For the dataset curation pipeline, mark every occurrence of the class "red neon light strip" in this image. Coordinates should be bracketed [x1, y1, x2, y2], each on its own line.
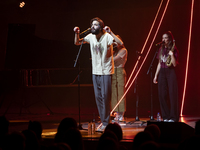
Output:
[125, 0, 164, 88]
[110, 0, 170, 115]
[180, 0, 194, 116]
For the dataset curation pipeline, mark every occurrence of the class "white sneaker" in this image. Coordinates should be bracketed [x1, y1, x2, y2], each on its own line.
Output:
[97, 125, 106, 131]
[163, 119, 168, 122]
[119, 116, 124, 121]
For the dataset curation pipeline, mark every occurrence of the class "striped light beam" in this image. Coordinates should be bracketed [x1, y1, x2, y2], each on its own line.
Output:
[180, 0, 194, 116]
[125, 0, 164, 88]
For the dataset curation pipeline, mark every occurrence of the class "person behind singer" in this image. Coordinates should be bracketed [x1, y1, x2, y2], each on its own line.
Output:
[111, 35, 127, 121]
[153, 31, 179, 122]
[73, 17, 123, 131]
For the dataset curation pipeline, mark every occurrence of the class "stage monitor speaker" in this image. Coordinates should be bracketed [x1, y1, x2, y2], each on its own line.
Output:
[147, 121, 194, 143]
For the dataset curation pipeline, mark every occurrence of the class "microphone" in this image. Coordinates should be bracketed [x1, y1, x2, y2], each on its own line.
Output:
[80, 28, 91, 35]
[155, 41, 164, 46]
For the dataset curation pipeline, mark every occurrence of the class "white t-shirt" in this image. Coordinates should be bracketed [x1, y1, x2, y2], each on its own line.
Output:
[84, 33, 114, 75]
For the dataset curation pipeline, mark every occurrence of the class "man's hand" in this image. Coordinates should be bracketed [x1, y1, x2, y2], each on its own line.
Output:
[103, 26, 111, 34]
[74, 27, 80, 34]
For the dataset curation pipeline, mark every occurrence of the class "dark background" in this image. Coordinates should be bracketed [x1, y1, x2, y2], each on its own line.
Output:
[0, 0, 199, 118]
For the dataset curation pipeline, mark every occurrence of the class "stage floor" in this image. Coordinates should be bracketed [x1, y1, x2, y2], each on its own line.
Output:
[6, 114, 199, 141]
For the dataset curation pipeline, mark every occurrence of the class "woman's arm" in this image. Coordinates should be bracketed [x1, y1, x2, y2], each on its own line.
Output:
[153, 60, 161, 84]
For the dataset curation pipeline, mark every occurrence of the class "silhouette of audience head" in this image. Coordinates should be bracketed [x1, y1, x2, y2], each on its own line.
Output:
[178, 135, 200, 150]
[6, 131, 26, 150]
[47, 143, 71, 150]
[28, 120, 43, 141]
[144, 124, 161, 142]
[97, 137, 119, 150]
[195, 119, 200, 135]
[104, 122, 123, 141]
[0, 116, 9, 135]
[132, 131, 153, 149]
[55, 117, 78, 143]
[62, 128, 84, 150]
[99, 130, 118, 143]
[139, 141, 159, 150]
[57, 118, 77, 133]
[22, 129, 40, 150]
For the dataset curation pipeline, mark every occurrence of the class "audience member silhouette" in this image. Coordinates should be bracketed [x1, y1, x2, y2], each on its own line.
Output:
[47, 143, 71, 150]
[104, 123, 127, 150]
[104, 122, 123, 141]
[62, 128, 84, 150]
[54, 117, 77, 143]
[178, 135, 200, 150]
[139, 141, 160, 150]
[97, 137, 119, 150]
[0, 116, 9, 135]
[28, 120, 43, 141]
[22, 129, 40, 150]
[195, 119, 200, 136]
[144, 124, 161, 142]
[5, 131, 26, 150]
[0, 116, 9, 149]
[99, 130, 118, 143]
[132, 131, 153, 150]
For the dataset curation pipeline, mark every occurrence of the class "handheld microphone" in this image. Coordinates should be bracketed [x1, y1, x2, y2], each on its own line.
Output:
[155, 41, 164, 46]
[80, 28, 91, 35]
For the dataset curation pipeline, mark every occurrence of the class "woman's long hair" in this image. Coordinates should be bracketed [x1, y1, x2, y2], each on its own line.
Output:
[159, 31, 174, 59]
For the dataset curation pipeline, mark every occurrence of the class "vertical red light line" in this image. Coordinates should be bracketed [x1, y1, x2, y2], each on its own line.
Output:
[180, 0, 194, 117]
[110, 0, 170, 115]
[125, 0, 163, 88]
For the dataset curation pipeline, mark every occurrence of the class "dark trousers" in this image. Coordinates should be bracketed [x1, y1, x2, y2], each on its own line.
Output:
[158, 68, 179, 122]
[92, 75, 111, 126]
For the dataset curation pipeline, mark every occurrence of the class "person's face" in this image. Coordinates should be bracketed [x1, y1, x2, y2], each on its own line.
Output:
[162, 34, 170, 45]
[91, 20, 101, 35]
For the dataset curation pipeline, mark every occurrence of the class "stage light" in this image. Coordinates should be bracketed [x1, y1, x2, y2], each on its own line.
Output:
[180, 0, 194, 117]
[19, 1, 25, 8]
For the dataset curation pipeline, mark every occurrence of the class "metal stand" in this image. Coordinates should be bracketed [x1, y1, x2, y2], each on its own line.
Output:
[128, 51, 146, 126]
[147, 47, 159, 120]
[74, 40, 84, 130]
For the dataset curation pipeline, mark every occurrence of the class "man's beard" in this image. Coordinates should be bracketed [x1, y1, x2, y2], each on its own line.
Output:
[91, 28, 100, 35]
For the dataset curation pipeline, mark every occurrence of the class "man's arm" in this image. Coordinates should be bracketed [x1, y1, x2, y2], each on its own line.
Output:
[74, 27, 86, 45]
[103, 26, 123, 46]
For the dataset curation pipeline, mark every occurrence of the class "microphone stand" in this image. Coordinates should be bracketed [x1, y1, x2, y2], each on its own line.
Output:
[128, 51, 145, 126]
[74, 40, 84, 130]
[147, 46, 159, 120]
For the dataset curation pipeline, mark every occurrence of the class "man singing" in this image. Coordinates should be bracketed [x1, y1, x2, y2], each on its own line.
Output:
[74, 17, 123, 131]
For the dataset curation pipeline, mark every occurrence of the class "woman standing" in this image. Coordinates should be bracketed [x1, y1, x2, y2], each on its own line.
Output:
[111, 35, 127, 121]
[153, 31, 179, 122]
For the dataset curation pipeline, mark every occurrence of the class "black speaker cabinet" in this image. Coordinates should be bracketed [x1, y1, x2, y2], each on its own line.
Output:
[147, 121, 195, 143]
